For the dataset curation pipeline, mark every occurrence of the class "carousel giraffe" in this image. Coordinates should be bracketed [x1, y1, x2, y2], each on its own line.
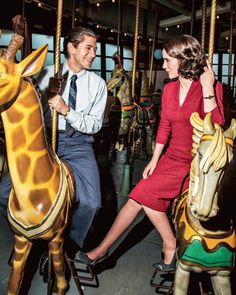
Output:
[0, 28, 75, 295]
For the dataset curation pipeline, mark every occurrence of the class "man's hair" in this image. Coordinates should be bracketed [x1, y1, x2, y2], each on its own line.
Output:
[163, 34, 207, 80]
[63, 26, 97, 59]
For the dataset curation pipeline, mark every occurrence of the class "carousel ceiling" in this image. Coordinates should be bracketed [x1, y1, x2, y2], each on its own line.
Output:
[1, 0, 235, 52]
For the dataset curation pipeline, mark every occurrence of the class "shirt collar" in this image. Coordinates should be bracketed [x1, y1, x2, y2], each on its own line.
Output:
[64, 62, 86, 80]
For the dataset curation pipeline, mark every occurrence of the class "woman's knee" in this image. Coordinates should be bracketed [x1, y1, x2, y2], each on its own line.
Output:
[126, 198, 142, 211]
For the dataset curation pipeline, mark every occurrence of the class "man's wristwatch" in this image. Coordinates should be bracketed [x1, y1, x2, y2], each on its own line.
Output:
[63, 107, 70, 117]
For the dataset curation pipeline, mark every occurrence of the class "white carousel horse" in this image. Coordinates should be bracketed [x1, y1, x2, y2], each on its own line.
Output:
[172, 112, 236, 295]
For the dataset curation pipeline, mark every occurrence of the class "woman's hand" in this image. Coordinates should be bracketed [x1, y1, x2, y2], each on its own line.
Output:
[200, 59, 215, 93]
[143, 159, 157, 179]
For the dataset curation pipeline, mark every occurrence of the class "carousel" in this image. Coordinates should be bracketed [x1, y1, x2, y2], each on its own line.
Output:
[0, 1, 235, 295]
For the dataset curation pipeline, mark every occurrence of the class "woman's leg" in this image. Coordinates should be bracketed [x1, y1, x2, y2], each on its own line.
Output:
[86, 198, 142, 260]
[143, 205, 176, 264]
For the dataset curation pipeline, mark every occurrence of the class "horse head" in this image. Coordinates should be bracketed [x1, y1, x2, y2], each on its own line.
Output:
[107, 65, 132, 106]
[188, 112, 236, 221]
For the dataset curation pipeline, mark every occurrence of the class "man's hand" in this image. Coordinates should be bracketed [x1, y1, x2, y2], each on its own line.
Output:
[48, 95, 69, 115]
[46, 77, 64, 98]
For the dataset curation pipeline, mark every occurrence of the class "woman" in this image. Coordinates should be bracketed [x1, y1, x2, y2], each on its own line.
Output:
[77, 35, 224, 271]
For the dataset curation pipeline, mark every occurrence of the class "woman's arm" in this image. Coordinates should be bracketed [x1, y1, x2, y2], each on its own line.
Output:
[200, 59, 218, 113]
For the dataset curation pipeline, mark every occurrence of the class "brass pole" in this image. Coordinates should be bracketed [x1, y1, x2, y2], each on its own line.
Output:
[117, 0, 121, 53]
[201, 0, 207, 50]
[52, 0, 63, 151]
[149, 6, 158, 89]
[132, 0, 141, 99]
[190, 0, 195, 36]
[208, 0, 216, 63]
[72, 0, 75, 29]
[228, 0, 233, 87]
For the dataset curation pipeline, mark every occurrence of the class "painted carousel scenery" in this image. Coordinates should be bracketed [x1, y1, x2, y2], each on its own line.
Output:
[0, 1, 235, 295]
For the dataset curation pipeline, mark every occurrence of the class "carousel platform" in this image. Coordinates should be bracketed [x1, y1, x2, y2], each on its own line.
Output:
[0, 149, 236, 295]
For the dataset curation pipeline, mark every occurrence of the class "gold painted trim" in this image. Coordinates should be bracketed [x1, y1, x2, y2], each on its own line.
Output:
[201, 134, 233, 146]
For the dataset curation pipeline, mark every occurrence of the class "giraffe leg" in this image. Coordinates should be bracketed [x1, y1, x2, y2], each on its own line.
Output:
[211, 273, 232, 295]
[7, 235, 33, 295]
[48, 237, 67, 295]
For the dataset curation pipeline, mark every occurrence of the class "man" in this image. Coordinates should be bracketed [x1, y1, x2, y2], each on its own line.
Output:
[0, 26, 108, 250]
[37, 26, 107, 249]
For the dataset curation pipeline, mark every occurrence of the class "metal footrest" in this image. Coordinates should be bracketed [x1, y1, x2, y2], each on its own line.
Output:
[65, 252, 99, 293]
[150, 267, 174, 294]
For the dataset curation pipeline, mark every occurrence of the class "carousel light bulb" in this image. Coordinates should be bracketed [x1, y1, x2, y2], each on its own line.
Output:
[165, 27, 169, 31]
[96, 24, 100, 28]
[38, 2, 42, 7]
[96, 2, 100, 7]
[112, 0, 115, 3]
[124, 33, 127, 36]
[177, 24, 180, 28]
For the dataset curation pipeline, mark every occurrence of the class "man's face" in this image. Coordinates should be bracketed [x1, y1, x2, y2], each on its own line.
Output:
[68, 35, 97, 71]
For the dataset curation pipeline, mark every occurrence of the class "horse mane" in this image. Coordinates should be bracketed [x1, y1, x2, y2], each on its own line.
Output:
[189, 112, 233, 182]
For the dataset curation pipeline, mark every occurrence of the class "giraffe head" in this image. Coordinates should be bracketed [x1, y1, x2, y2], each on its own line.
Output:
[0, 33, 48, 109]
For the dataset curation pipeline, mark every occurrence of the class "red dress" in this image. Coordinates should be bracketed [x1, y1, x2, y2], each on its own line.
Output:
[130, 79, 224, 212]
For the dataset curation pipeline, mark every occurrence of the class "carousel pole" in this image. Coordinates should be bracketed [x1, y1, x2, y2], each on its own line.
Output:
[149, 6, 158, 89]
[72, 0, 75, 29]
[227, 0, 233, 87]
[51, 0, 63, 152]
[190, 0, 195, 36]
[117, 0, 121, 53]
[47, 2, 63, 291]
[119, 0, 141, 197]
[208, 0, 217, 63]
[131, 0, 141, 100]
[201, 0, 207, 50]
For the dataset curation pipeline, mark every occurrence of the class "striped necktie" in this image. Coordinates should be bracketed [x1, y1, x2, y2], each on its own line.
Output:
[66, 74, 77, 136]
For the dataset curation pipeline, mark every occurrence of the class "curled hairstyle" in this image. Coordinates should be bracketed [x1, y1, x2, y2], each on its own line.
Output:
[163, 35, 207, 80]
[63, 26, 97, 59]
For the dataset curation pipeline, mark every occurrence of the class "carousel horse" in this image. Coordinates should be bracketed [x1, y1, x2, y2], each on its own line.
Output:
[130, 70, 157, 157]
[107, 63, 135, 151]
[107, 64, 157, 156]
[172, 112, 236, 295]
[0, 26, 75, 295]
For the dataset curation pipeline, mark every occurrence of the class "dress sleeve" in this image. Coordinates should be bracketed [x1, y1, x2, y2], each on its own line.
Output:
[155, 86, 171, 144]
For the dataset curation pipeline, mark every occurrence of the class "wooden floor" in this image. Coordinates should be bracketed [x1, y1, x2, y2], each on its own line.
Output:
[1, 149, 236, 295]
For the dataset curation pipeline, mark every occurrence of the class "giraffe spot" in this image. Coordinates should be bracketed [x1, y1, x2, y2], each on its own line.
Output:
[11, 126, 26, 151]
[28, 130, 46, 151]
[33, 154, 54, 184]
[6, 107, 24, 123]
[28, 188, 52, 215]
[10, 191, 21, 211]
[19, 82, 38, 108]
[28, 107, 43, 134]
[16, 154, 31, 183]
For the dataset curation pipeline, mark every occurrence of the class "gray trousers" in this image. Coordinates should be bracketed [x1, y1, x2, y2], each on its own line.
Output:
[0, 131, 101, 248]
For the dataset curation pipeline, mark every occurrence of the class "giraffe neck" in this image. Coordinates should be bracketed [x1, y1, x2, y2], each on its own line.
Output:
[1, 79, 60, 204]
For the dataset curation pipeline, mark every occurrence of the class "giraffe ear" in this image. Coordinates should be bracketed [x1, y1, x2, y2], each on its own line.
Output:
[16, 44, 48, 78]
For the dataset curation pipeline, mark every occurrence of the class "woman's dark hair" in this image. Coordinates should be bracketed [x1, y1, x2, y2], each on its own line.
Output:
[63, 26, 97, 59]
[163, 35, 207, 80]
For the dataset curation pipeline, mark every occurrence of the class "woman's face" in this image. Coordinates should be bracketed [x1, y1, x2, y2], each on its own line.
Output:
[162, 49, 179, 79]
